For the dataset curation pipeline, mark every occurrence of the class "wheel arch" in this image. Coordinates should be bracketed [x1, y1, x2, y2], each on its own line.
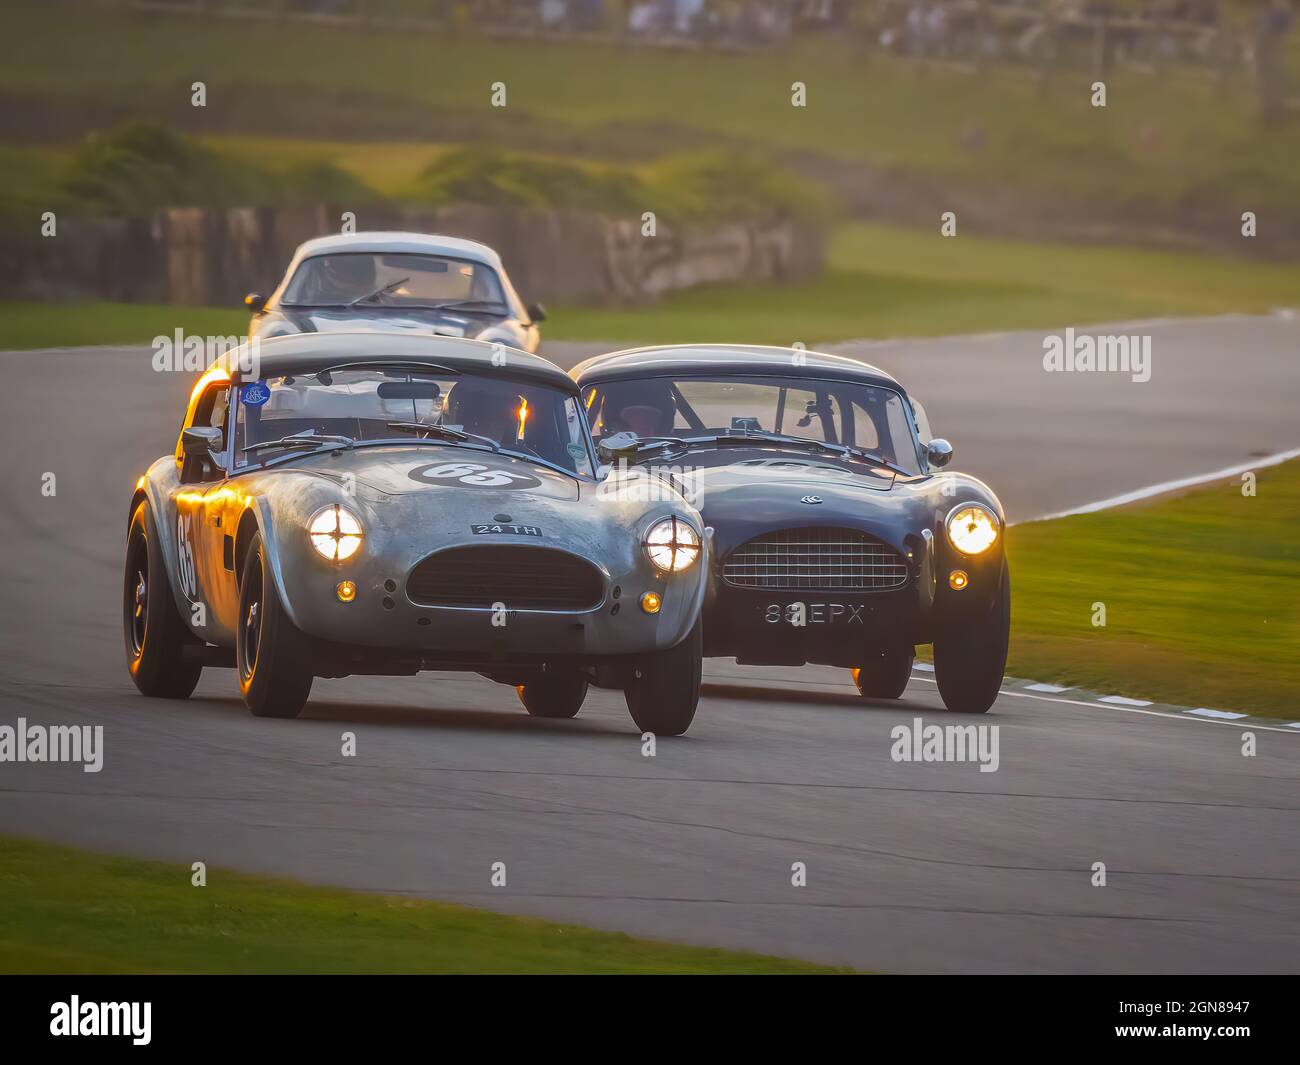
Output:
[234, 507, 262, 585]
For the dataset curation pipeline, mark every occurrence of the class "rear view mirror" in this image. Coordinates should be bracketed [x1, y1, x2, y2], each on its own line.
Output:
[526, 301, 547, 324]
[245, 293, 266, 312]
[377, 381, 442, 400]
[926, 439, 953, 468]
[597, 431, 639, 464]
[182, 426, 224, 457]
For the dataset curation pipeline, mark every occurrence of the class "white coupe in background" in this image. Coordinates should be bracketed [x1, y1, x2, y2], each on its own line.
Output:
[245, 232, 545, 354]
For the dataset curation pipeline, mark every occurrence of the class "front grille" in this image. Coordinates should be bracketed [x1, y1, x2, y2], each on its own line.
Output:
[722, 527, 909, 591]
[407, 545, 605, 610]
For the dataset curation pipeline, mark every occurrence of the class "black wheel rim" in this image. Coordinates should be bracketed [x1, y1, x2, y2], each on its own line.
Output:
[126, 532, 148, 659]
[239, 554, 263, 683]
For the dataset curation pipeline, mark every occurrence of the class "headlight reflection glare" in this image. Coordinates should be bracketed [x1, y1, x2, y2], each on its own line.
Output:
[645, 516, 700, 573]
[945, 504, 998, 555]
[309, 504, 364, 561]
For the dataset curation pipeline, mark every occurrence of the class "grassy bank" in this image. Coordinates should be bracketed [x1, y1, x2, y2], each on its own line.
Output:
[6, 223, 1300, 350]
[0, 834, 838, 974]
[549, 223, 1300, 344]
[1006, 460, 1300, 718]
[4, 5, 1297, 223]
[0, 302, 247, 351]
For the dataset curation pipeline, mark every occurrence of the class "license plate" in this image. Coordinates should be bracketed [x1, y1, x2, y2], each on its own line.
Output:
[471, 523, 542, 537]
[763, 602, 866, 626]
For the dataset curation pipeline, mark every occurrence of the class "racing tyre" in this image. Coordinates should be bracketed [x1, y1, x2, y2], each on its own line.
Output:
[124, 500, 203, 699]
[933, 563, 1010, 714]
[237, 531, 314, 718]
[624, 618, 702, 737]
[517, 671, 588, 719]
[852, 648, 914, 699]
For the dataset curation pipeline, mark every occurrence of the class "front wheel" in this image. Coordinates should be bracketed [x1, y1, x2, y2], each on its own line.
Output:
[517, 671, 588, 719]
[624, 619, 702, 737]
[933, 563, 1010, 714]
[237, 531, 314, 719]
[852, 648, 914, 699]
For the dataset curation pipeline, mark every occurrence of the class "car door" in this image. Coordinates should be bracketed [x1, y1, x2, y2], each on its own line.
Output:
[175, 380, 238, 645]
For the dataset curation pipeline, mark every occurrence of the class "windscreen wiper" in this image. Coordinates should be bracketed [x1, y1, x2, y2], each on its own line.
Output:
[731, 433, 911, 475]
[245, 431, 354, 454]
[427, 299, 509, 313]
[631, 431, 911, 475]
[349, 277, 410, 307]
[385, 422, 501, 451]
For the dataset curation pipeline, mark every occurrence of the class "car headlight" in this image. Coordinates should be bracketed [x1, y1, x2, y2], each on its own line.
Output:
[644, 516, 701, 573]
[945, 502, 999, 556]
[308, 504, 364, 562]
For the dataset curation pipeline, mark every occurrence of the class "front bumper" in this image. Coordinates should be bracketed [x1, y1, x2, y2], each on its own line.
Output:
[703, 545, 1005, 667]
[272, 536, 704, 664]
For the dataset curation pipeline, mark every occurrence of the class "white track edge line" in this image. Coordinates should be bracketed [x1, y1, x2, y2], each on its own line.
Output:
[910, 676, 1299, 734]
[1018, 447, 1300, 524]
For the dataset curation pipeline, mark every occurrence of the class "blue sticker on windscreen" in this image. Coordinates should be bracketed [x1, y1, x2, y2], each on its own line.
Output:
[241, 382, 270, 407]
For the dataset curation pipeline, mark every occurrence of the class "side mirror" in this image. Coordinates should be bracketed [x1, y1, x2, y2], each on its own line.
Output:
[182, 426, 224, 458]
[526, 301, 547, 324]
[245, 292, 266, 312]
[597, 431, 639, 464]
[926, 438, 953, 469]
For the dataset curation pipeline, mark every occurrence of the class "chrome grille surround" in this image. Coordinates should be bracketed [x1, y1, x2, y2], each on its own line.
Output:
[722, 527, 909, 591]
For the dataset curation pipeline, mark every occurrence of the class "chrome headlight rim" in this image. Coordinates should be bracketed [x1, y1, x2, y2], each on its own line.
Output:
[944, 501, 1000, 557]
[643, 514, 702, 573]
[308, 503, 365, 563]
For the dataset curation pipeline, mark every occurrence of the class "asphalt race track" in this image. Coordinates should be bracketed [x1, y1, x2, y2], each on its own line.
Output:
[1, 319, 1297, 973]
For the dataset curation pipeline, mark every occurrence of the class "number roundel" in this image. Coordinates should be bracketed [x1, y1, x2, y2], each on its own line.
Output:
[176, 513, 198, 599]
[409, 462, 541, 490]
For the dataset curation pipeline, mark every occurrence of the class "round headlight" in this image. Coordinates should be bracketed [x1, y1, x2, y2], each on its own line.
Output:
[945, 503, 999, 556]
[644, 516, 701, 573]
[309, 504, 364, 562]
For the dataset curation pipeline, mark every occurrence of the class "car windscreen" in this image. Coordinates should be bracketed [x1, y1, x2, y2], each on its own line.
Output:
[281, 253, 507, 308]
[582, 374, 924, 476]
[234, 368, 594, 476]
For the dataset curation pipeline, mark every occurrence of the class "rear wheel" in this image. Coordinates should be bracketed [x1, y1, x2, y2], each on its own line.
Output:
[933, 564, 1010, 714]
[123, 500, 203, 699]
[517, 671, 588, 719]
[852, 648, 914, 699]
[237, 531, 314, 719]
[624, 619, 702, 737]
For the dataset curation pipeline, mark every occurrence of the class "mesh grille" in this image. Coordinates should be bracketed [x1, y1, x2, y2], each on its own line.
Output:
[407, 545, 605, 610]
[722, 527, 909, 591]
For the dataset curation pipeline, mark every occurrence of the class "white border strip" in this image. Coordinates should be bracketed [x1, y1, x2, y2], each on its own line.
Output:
[1022, 447, 1300, 523]
[907, 676, 1300, 735]
[1185, 708, 1250, 720]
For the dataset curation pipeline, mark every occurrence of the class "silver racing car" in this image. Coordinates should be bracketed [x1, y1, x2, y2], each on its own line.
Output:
[123, 333, 707, 734]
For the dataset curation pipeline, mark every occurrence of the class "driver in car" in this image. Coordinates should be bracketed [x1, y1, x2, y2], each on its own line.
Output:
[444, 376, 528, 448]
[305, 255, 379, 304]
[594, 380, 677, 439]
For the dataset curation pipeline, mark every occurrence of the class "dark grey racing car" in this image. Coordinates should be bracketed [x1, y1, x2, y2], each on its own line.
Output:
[573, 344, 1010, 714]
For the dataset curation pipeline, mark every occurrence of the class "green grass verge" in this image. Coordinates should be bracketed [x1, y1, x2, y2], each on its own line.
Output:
[551, 222, 1300, 344]
[1005, 459, 1300, 718]
[0, 834, 839, 974]
[0, 302, 248, 351]
[7, 223, 1299, 350]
